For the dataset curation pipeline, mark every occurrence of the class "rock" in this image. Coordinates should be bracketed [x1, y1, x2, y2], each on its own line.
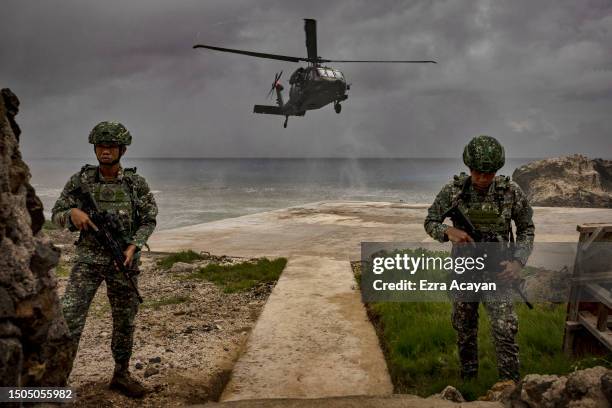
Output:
[496, 367, 612, 407]
[601, 371, 612, 405]
[512, 155, 612, 207]
[520, 374, 561, 407]
[517, 374, 568, 408]
[565, 366, 609, 402]
[169, 262, 196, 273]
[0, 88, 73, 387]
[478, 380, 516, 402]
[143, 367, 159, 378]
[435, 385, 465, 402]
[194, 260, 211, 269]
[149, 356, 162, 364]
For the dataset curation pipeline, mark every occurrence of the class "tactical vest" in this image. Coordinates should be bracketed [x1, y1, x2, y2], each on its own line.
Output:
[75, 164, 140, 248]
[450, 172, 515, 242]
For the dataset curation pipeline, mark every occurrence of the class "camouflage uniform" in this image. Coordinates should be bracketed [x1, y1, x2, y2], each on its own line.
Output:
[424, 135, 534, 382]
[52, 123, 157, 371]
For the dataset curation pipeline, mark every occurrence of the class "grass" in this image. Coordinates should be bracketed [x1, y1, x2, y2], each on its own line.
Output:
[143, 295, 191, 310]
[186, 258, 287, 293]
[359, 247, 612, 400]
[157, 250, 205, 269]
[367, 302, 610, 400]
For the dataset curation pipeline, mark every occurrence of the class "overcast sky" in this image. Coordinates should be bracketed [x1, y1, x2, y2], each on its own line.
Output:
[2, 0, 611, 158]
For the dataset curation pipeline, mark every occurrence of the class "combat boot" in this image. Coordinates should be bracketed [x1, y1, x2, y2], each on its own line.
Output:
[110, 360, 147, 398]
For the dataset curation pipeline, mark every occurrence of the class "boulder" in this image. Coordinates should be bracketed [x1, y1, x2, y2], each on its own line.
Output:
[512, 155, 612, 207]
[0, 88, 73, 386]
[495, 366, 612, 407]
[436, 385, 465, 402]
[478, 380, 516, 403]
[170, 261, 197, 273]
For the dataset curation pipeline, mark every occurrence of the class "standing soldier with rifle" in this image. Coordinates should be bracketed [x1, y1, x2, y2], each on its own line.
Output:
[424, 135, 535, 383]
[52, 122, 157, 397]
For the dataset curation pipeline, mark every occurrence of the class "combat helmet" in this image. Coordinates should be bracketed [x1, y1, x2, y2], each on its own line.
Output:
[88, 121, 132, 146]
[463, 135, 505, 173]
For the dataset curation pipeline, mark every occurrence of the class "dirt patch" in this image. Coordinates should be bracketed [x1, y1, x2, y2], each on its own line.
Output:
[276, 206, 422, 225]
[46, 228, 275, 407]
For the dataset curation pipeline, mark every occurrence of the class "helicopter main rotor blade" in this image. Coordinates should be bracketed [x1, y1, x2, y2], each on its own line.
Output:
[321, 59, 437, 63]
[304, 19, 318, 61]
[193, 44, 304, 63]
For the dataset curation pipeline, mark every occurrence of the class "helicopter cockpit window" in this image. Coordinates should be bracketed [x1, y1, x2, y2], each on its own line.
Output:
[317, 68, 343, 79]
[317, 68, 331, 78]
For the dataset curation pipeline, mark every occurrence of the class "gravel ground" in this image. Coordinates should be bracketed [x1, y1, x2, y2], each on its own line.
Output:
[46, 228, 275, 407]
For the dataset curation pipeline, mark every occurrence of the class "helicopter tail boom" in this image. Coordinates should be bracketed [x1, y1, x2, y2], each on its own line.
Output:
[253, 105, 284, 115]
[253, 105, 306, 116]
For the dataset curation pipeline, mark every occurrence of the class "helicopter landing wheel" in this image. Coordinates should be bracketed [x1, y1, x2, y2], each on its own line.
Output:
[334, 102, 342, 114]
[283, 115, 288, 128]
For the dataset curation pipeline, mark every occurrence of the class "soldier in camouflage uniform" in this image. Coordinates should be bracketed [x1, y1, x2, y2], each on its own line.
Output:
[424, 135, 534, 382]
[52, 122, 157, 397]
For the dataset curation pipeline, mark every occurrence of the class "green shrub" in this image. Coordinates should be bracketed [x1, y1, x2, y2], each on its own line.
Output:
[157, 250, 205, 269]
[187, 258, 287, 293]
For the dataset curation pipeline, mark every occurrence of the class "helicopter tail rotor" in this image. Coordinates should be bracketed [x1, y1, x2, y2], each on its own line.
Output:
[266, 71, 283, 99]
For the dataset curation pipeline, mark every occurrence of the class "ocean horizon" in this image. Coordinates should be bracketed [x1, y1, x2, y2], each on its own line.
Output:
[29, 157, 538, 231]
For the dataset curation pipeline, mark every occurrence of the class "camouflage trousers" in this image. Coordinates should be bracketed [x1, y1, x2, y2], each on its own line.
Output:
[451, 301, 519, 382]
[61, 262, 139, 365]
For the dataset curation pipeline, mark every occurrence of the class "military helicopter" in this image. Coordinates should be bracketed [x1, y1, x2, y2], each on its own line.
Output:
[194, 19, 436, 128]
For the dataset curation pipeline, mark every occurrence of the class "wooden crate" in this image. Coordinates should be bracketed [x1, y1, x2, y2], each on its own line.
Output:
[563, 223, 612, 356]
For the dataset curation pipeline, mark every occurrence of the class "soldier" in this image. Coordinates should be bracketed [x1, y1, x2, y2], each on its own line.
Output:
[424, 135, 534, 382]
[52, 122, 157, 397]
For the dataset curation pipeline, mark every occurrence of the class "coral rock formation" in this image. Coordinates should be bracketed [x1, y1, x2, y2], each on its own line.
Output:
[0, 88, 73, 386]
[513, 155, 612, 207]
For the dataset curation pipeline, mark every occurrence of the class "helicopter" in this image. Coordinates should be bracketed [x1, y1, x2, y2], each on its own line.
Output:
[194, 19, 436, 128]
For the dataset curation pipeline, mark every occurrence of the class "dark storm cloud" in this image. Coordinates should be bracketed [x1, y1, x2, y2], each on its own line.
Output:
[1, 0, 611, 159]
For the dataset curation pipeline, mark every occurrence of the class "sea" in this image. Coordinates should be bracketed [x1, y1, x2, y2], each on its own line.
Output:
[28, 158, 535, 231]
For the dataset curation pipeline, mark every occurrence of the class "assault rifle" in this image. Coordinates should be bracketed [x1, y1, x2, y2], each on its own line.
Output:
[74, 185, 143, 303]
[442, 205, 533, 309]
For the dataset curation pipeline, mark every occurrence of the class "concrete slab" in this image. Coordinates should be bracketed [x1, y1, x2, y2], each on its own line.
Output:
[200, 394, 503, 407]
[149, 201, 612, 259]
[220, 255, 393, 401]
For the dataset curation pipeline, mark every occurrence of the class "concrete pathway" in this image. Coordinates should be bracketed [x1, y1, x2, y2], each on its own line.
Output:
[221, 255, 392, 401]
[201, 395, 503, 407]
[148, 201, 612, 403]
